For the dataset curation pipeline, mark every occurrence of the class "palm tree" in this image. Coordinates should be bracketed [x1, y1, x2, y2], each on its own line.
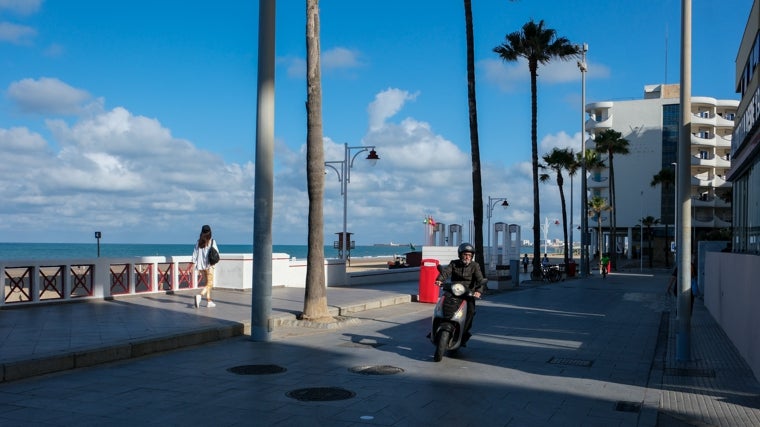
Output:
[592, 129, 629, 271]
[539, 147, 576, 270]
[302, 0, 331, 321]
[493, 19, 580, 277]
[577, 149, 603, 273]
[639, 215, 660, 268]
[463, 0, 485, 272]
[651, 167, 675, 268]
[588, 195, 611, 273]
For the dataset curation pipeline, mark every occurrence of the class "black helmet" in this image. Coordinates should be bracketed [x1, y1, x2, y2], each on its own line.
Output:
[458, 243, 475, 256]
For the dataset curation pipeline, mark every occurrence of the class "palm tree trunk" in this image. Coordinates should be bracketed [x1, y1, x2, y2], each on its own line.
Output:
[558, 178, 569, 269]
[464, 0, 485, 274]
[302, 0, 330, 321]
[530, 60, 542, 277]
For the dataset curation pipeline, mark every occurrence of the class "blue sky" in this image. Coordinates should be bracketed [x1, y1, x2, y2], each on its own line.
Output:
[0, 0, 751, 248]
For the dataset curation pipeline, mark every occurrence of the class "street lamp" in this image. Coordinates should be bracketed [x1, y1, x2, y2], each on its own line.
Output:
[325, 143, 380, 260]
[672, 162, 678, 254]
[486, 196, 509, 268]
[577, 42, 589, 276]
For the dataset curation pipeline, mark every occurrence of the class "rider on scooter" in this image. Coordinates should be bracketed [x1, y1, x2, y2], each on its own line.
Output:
[435, 243, 487, 347]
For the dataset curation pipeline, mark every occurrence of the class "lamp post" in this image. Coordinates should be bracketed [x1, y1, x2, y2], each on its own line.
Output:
[94, 231, 101, 257]
[486, 196, 509, 268]
[672, 162, 678, 254]
[325, 143, 380, 260]
[577, 42, 589, 276]
[640, 190, 644, 272]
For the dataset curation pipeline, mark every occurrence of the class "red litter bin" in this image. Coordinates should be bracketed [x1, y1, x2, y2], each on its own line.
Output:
[567, 260, 576, 277]
[418, 259, 440, 303]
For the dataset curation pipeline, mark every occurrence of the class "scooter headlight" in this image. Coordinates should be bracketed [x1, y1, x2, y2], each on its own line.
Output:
[451, 283, 467, 296]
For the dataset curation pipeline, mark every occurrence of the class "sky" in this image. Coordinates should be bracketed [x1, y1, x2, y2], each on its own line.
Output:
[0, 0, 752, 247]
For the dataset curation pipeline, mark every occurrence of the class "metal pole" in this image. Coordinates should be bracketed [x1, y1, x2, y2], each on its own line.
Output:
[640, 191, 643, 272]
[487, 196, 493, 268]
[251, 0, 275, 342]
[677, 0, 692, 361]
[342, 143, 349, 261]
[578, 43, 589, 276]
[570, 174, 574, 261]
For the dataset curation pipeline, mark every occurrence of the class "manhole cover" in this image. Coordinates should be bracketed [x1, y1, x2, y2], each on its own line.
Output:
[286, 387, 355, 402]
[664, 368, 716, 377]
[615, 401, 641, 413]
[547, 357, 594, 367]
[349, 365, 404, 375]
[227, 364, 287, 375]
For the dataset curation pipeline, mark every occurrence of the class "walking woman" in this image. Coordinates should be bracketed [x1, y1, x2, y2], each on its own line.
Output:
[192, 224, 219, 308]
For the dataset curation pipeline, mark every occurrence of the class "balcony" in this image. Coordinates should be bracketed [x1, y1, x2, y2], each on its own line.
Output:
[587, 173, 609, 189]
[715, 114, 735, 127]
[713, 176, 729, 188]
[691, 155, 717, 167]
[691, 176, 714, 187]
[692, 195, 715, 207]
[691, 133, 716, 147]
[715, 134, 732, 147]
[586, 115, 612, 131]
[691, 112, 716, 126]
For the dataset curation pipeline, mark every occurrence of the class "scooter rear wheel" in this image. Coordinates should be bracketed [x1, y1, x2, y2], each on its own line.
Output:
[434, 330, 451, 362]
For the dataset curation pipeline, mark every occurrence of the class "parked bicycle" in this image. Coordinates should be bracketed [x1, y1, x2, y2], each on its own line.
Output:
[540, 264, 562, 283]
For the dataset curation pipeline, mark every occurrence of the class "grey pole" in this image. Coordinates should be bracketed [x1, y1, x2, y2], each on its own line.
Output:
[342, 143, 349, 260]
[677, 0, 692, 361]
[251, 0, 275, 342]
[578, 43, 589, 276]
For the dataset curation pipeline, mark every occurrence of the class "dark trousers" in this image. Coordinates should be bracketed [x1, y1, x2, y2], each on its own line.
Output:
[463, 298, 476, 342]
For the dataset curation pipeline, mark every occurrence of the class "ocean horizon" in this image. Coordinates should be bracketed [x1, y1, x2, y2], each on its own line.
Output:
[0, 242, 555, 261]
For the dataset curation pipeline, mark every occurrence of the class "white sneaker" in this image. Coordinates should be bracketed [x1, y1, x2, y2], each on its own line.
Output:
[206, 301, 216, 308]
[194, 295, 201, 308]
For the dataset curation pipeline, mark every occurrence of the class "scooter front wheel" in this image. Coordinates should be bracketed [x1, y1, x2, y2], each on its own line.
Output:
[434, 330, 451, 362]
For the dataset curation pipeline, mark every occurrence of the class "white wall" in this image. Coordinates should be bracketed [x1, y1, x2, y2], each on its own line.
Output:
[704, 252, 760, 381]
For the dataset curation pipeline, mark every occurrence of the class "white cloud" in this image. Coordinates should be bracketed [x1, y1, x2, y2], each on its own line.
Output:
[0, 0, 43, 15]
[7, 77, 97, 115]
[0, 79, 576, 246]
[480, 57, 610, 92]
[322, 47, 362, 69]
[0, 21, 35, 44]
[540, 130, 581, 154]
[367, 88, 419, 131]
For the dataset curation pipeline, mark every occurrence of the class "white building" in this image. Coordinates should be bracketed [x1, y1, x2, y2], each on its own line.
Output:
[585, 84, 737, 260]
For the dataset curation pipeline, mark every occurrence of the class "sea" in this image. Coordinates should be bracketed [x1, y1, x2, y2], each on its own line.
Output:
[0, 242, 552, 261]
[0, 242, 418, 261]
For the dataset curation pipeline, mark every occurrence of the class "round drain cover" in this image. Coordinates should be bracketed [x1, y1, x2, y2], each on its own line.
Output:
[349, 365, 404, 375]
[286, 387, 356, 402]
[227, 364, 286, 375]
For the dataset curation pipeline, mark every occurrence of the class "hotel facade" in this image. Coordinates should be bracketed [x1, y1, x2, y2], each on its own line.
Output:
[584, 84, 737, 260]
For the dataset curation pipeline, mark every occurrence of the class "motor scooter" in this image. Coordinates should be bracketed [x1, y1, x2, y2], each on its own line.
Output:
[429, 280, 485, 362]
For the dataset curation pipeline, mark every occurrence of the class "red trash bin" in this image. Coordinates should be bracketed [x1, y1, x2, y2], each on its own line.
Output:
[567, 260, 576, 277]
[418, 259, 440, 303]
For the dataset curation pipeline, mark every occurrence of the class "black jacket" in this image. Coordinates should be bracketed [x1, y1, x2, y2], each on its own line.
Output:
[436, 259, 487, 293]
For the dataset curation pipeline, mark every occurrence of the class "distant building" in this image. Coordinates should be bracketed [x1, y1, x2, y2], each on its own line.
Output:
[585, 84, 737, 258]
[729, 0, 760, 254]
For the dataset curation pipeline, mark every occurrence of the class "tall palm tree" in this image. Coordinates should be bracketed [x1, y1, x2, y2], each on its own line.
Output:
[539, 147, 576, 270]
[639, 215, 660, 268]
[651, 167, 675, 268]
[302, 0, 331, 321]
[463, 0, 485, 272]
[493, 19, 580, 277]
[592, 129, 629, 271]
[588, 195, 611, 273]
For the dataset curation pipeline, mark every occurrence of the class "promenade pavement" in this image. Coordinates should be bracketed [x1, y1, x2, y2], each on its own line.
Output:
[1, 270, 760, 426]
